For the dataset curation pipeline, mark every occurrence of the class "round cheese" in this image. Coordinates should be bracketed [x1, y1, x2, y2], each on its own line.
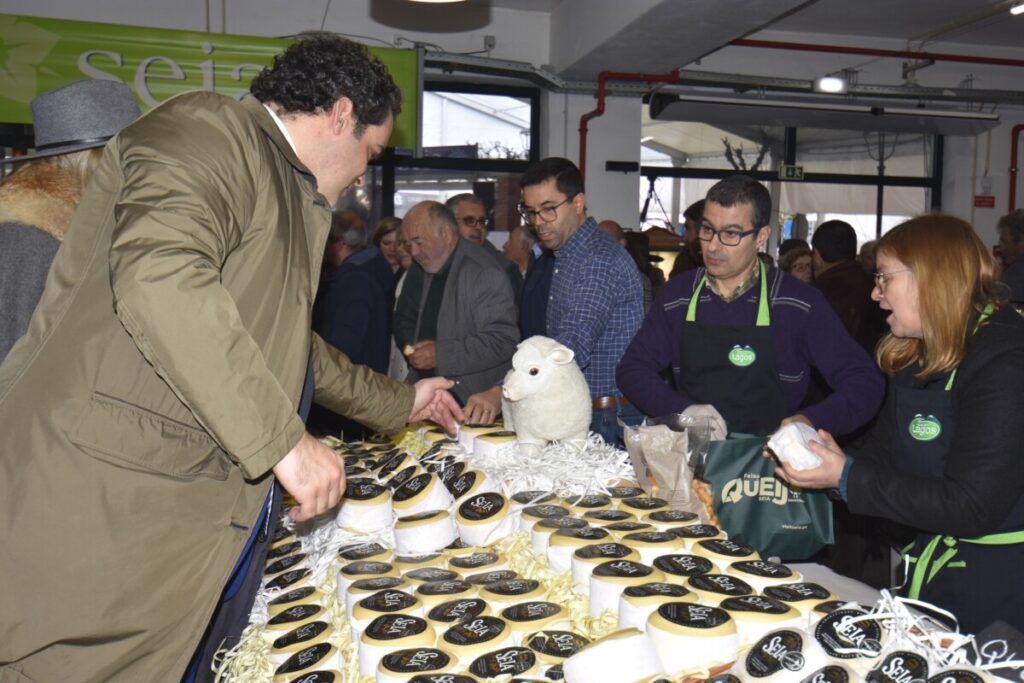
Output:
[589, 560, 666, 616]
[531, 516, 590, 555]
[440, 615, 516, 665]
[455, 492, 517, 547]
[358, 614, 436, 677]
[467, 646, 540, 679]
[617, 582, 697, 631]
[393, 473, 455, 517]
[376, 647, 457, 683]
[571, 542, 641, 590]
[394, 510, 459, 556]
[619, 531, 687, 565]
[685, 573, 755, 606]
[547, 527, 613, 573]
[415, 579, 476, 608]
[691, 539, 760, 570]
[562, 628, 664, 683]
[647, 603, 738, 675]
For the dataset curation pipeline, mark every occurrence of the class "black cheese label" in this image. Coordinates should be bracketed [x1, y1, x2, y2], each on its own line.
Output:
[380, 647, 452, 673]
[552, 527, 610, 542]
[442, 615, 507, 646]
[592, 560, 654, 578]
[814, 600, 847, 615]
[395, 553, 443, 566]
[468, 646, 537, 678]
[566, 494, 611, 508]
[399, 511, 446, 525]
[438, 461, 466, 485]
[272, 526, 294, 543]
[409, 676, 476, 683]
[604, 521, 653, 534]
[656, 603, 731, 628]
[731, 560, 794, 578]
[620, 497, 669, 510]
[654, 554, 714, 577]
[545, 664, 565, 681]
[800, 666, 851, 683]
[688, 574, 753, 596]
[265, 553, 306, 576]
[359, 590, 418, 613]
[272, 621, 330, 650]
[286, 672, 337, 683]
[484, 579, 540, 596]
[450, 552, 500, 569]
[512, 490, 556, 505]
[406, 568, 459, 583]
[521, 504, 569, 520]
[925, 671, 986, 683]
[266, 568, 310, 590]
[573, 542, 634, 560]
[648, 510, 699, 523]
[274, 643, 332, 674]
[268, 586, 317, 607]
[341, 561, 393, 577]
[698, 539, 757, 557]
[376, 453, 409, 478]
[708, 675, 743, 683]
[447, 471, 481, 497]
[481, 429, 517, 438]
[670, 524, 722, 539]
[537, 516, 589, 531]
[502, 601, 561, 622]
[268, 603, 322, 626]
[466, 570, 517, 585]
[623, 582, 690, 599]
[722, 595, 790, 614]
[766, 583, 832, 602]
[390, 467, 425, 491]
[339, 543, 388, 562]
[428, 597, 488, 623]
[622, 531, 678, 545]
[527, 631, 589, 658]
[266, 541, 302, 561]
[606, 486, 645, 498]
[745, 630, 807, 677]
[866, 652, 929, 683]
[350, 577, 404, 593]
[394, 473, 434, 501]
[344, 480, 386, 501]
[345, 465, 370, 477]
[418, 579, 472, 596]
[814, 608, 884, 660]
[365, 614, 429, 641]
[583, 510, 633, 523]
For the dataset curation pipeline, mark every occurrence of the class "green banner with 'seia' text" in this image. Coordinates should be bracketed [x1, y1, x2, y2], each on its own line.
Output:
[0, 13, 419, 148]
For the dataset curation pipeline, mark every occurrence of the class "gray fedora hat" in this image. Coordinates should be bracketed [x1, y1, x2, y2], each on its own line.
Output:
[10, 79, 142, 163]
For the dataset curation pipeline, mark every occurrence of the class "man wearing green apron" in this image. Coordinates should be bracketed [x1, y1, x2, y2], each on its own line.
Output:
[617, 175, 883, 439]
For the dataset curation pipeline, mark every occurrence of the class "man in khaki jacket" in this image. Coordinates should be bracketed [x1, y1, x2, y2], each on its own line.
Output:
[0, 35, 461, 682]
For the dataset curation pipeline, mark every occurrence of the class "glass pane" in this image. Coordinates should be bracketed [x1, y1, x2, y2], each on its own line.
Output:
[393, 168, 524, 234]
[641, 111, 783, 172]
[778, 182, 929, 250]
[795, 129, 933, 178]
[419, 92, 531, 161]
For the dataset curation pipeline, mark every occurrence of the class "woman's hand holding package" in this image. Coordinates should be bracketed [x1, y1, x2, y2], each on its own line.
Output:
[774, 428, 846, 490]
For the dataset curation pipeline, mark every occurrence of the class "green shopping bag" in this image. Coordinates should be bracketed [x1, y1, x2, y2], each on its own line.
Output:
[700, 434, 834, 561]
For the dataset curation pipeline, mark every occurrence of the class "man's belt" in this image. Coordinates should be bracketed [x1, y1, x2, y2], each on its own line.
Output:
[592, 395, 630, 410]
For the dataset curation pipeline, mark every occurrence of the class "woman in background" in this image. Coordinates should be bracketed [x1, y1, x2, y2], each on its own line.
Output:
[779, 245, 813, 283]
[373, 216, 403, 275]
[0, 80, 140, 363]
[778, 215, 1024, 632]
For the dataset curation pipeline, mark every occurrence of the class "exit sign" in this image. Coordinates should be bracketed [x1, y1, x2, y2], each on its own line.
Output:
[779, 164, 805, 180]
[974, 195, 996, 208]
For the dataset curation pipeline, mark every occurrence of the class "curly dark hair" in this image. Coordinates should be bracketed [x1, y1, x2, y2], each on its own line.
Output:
[250, 32, 401, 137]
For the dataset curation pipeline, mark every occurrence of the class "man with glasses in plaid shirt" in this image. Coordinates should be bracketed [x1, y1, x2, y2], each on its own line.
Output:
[617, 175, 883, 439]
[463, 157, 644, 445]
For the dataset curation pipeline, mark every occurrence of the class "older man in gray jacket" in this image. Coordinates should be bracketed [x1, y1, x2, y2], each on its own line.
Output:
[395, 201, 519, 404]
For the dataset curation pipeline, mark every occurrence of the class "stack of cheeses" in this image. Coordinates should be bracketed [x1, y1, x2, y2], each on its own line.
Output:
[230, 434, 994, 683]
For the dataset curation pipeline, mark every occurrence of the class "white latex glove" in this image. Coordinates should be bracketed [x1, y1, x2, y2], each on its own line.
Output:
[681, 404, 728, 441]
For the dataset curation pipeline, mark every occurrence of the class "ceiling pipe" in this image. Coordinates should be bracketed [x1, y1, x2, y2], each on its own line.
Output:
[578, 69, 679, 181]
[731, 38, 1024, 69]
[1011, 124, 1023, 211]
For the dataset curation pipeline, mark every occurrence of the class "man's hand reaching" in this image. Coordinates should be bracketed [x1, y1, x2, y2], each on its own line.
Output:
[272, 432, 345, 522]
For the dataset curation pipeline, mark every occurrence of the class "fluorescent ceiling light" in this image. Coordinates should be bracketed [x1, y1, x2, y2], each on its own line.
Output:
[640, 136, 655, 143]
[1011, 3, 1024, 15]
[814, 75, 848, 93]
[409, 0, 466, 3]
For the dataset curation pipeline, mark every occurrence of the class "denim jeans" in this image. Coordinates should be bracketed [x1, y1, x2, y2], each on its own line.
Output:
[591, 402, 643, 448]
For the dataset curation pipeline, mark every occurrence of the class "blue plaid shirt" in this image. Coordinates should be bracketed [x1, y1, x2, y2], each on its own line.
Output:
[547, 217, 644, 397]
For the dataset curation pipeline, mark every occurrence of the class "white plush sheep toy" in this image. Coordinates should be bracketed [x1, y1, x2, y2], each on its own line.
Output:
[501, 335, 592, 454]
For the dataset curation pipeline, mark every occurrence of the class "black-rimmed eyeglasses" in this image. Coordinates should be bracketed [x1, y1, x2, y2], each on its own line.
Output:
[518, 197, 572, 224]
[698, 224, 757, 246]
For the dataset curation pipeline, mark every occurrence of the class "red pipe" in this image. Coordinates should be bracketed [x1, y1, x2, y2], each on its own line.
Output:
[1011, 124, 1024, 211]
[578, 69, 679, 181]
[732, 38, 1024, 69]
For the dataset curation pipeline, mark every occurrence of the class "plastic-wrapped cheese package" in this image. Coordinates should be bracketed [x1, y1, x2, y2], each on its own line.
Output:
[766, 422, 823, 471]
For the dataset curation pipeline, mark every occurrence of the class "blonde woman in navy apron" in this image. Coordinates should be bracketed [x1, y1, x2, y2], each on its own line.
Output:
[778, 215, 1024, 633]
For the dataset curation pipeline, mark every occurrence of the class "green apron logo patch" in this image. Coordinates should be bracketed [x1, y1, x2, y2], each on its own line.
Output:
[728, 345, 756, 367]
[908, 414, 941, 441]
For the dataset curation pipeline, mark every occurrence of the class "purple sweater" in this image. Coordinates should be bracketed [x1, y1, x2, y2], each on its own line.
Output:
[616, 266, 885, 435]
